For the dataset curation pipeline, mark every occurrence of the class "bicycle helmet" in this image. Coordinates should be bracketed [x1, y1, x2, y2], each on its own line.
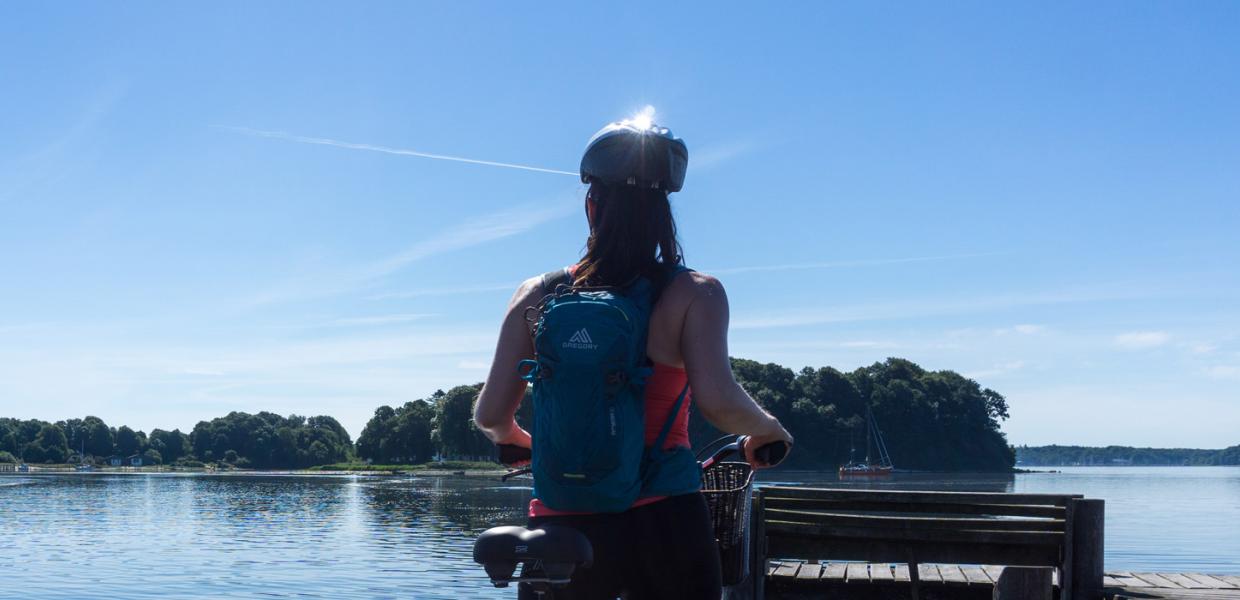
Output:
[580, 118, 688, 193]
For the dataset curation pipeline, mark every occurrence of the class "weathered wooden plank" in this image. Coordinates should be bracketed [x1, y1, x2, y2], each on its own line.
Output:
[822, 563, 848, 581]
[795, 562, 822, 581]
[869, 563, 894, 582]
[939, 564, 969, 585]
[765, 535, 1063, 567]
[1104, 575, 1124, 587]
[845, 562, 870, 583]
[764, 508, 1064, 532]
[983, 565, 1005, 582]
[762, 497, 1066, 519]
[917, 563, 942, 584]
[1159, 573, 1211, 589]
[764, 519, 1065, 546]
[893, 564, 911, 582]
[1110, 572, 1155, 588]
[762, 486, 1080, 507]
[961, 565, 992, 585]
[1182, 573, 1238, 589]
[1132, 573, 1184, 588]
[1114, 592, 1240, 600]
[771, 560, 801, 579]
[1216, 575, 1240, 587]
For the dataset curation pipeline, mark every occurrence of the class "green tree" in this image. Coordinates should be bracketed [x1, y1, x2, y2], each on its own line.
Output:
[82, 416, 114, 457]
[148, 429, 191, 463]
[358, 400, 437, 464]
[33, 424, 69, 464]
[432, 385, 491, 460]
[115, 426, 141, 456]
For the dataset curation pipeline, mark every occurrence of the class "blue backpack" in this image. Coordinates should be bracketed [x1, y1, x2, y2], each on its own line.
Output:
[518, 267, 694, 513]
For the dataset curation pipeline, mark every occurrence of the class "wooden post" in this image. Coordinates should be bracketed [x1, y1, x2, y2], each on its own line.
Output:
[993, 567, 1053, 600]
[907, 557, 921, 600]
[1070, 499, 1105, 600]
[1061, 498, 1075, 600]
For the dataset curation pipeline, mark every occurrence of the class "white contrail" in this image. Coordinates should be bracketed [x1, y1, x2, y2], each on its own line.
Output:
[217, 126, 578, 176]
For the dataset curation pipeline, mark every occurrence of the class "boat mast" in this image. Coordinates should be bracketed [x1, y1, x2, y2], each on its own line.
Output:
[864, 405, 874, 465]
[866, 404, 894, 468]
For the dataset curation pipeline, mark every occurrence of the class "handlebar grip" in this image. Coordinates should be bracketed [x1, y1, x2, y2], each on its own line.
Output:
[498, 444, 532, 466]
[753, 441, 790, 467]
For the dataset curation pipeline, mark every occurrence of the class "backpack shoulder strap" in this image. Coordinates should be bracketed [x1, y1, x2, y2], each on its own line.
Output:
[539, 267, 573, 296]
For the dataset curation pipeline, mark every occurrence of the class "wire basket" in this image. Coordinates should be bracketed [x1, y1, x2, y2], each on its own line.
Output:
[701, 461, 754, 586]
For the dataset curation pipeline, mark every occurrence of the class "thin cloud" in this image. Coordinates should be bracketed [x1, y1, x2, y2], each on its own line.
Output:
[995, 324, 1046, 336]
[732, 285, 1156, 330]
[1114, 331, 1171, 349]
[1, 83, 127, 201]
[693, 141, 753, 170]
[1204, 365, 1240, 380]
[965, 360, 1027, 380]
[245, 201, 574, 307]
[708, 252, 1001, 275]
[363, 203, 575, 280]
[218, 126, 578, 176]
[328, 313, 437, 327]
[371, 282, 519, 300]
[370, 253, 1001, 299]
[1184, 342, 1218, 355]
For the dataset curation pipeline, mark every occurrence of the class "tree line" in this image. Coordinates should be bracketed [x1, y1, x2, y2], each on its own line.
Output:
[3, 357, 1020, 472]
[1016, 444, 1240, 466]
[353, 357, 1018, 472]
[0, 412, 353, 468]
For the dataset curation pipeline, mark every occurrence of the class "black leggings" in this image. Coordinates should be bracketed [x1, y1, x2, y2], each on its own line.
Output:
[518, 492, 723, 600]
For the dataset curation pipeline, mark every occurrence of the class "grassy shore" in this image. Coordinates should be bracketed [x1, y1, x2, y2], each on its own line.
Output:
[302, 460, 505, 473]
[2, 460, 506, 475]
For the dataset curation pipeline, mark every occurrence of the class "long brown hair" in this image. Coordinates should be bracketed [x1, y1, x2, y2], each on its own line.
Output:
[573, 182, 683, 287]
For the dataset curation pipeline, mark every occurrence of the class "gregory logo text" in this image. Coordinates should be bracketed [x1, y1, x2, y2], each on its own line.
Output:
[562, 328, 597, 350]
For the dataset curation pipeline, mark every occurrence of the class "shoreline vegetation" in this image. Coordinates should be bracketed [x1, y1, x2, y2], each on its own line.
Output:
[1017, 444, 1240, 467]
[17, 356, 1219, 473]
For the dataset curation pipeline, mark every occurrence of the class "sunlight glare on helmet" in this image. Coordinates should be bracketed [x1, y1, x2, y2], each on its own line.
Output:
[628, 105, 656, 131]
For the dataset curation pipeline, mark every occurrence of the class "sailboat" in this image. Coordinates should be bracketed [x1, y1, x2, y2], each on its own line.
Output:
[75, 440, 93, 472]
[838, 403, 894, 478]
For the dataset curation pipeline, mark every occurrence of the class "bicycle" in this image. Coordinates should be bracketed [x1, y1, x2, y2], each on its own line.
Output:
[473, 435, 789, 598]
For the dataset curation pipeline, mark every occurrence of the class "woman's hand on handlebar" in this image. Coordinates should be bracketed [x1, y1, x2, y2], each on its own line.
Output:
[496, 425, 532, 467]
[742, 420, 793, 470]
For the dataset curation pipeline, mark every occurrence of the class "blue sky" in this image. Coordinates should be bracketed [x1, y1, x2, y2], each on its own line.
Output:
[2, 2, 1237, 447]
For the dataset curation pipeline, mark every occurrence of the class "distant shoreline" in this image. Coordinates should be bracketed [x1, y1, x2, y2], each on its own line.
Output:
[1016, 443, 1239, 467]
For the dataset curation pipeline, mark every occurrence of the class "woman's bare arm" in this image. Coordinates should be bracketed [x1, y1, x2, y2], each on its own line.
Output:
[473, 277, 542, 447]
[680, 273, 793, 465]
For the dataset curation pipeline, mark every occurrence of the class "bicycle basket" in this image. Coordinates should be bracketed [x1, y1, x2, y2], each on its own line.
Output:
[701, 460, 754, 586]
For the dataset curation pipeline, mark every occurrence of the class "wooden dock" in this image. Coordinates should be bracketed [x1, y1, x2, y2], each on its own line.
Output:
[765, 560, 1240, 600]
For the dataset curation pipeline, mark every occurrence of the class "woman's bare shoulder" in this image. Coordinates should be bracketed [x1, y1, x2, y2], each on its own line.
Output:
[506, 275, 546, 311]
[668, 269, 726, 301]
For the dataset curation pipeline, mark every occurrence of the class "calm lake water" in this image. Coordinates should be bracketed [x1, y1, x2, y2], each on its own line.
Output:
[0, 467, 1236, 599]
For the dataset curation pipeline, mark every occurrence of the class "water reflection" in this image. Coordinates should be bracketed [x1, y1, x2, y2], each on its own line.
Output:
[0, 468, 1236, 599]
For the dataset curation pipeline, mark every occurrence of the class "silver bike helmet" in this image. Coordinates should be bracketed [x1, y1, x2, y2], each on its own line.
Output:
[580, 118, 688, 193]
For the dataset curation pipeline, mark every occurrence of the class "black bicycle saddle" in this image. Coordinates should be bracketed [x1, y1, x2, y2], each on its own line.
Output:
[473, 525, 594, 588]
